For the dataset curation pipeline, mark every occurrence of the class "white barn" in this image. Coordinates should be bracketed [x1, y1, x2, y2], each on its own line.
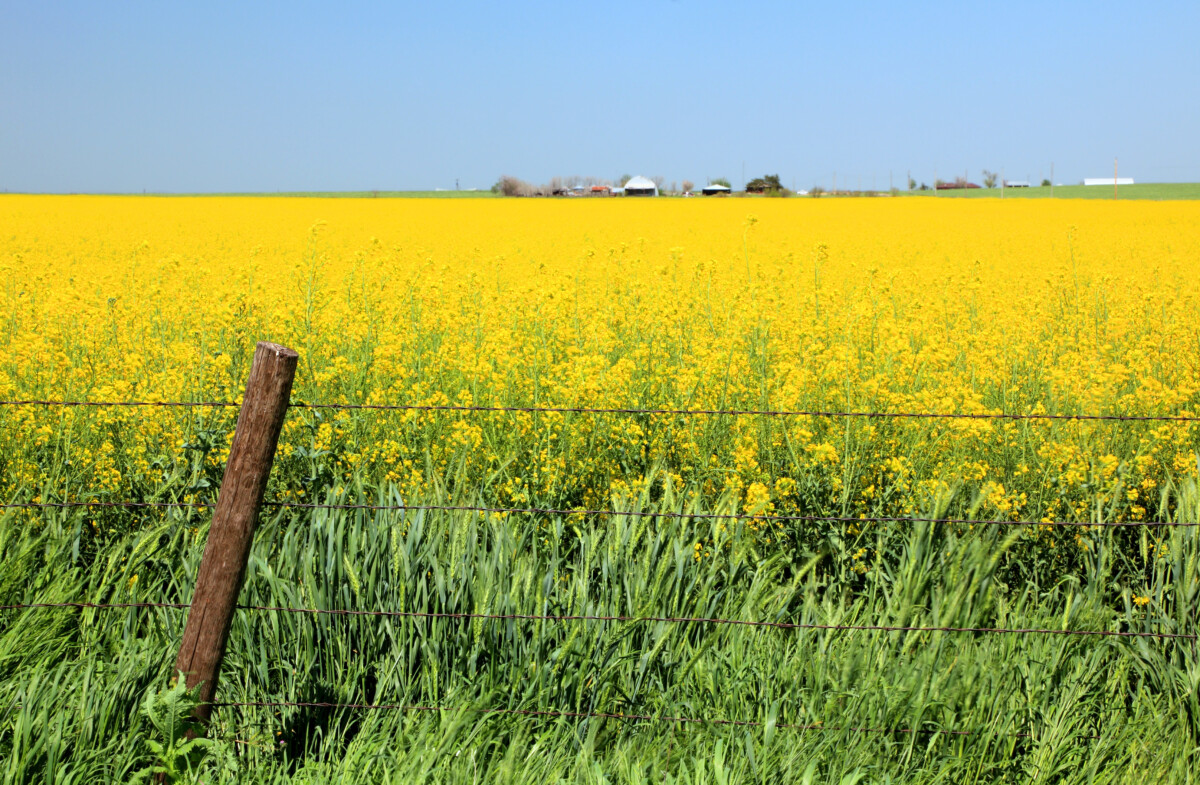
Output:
[623, 176, 658, 196]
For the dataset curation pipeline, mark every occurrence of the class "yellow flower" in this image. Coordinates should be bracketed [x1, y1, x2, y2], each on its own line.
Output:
[3, 194, 1197, 554]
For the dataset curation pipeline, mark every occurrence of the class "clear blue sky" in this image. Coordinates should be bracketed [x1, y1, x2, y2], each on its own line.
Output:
[3, 1, 1197, 193]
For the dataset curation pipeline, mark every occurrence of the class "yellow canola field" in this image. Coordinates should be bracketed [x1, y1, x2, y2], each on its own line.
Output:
[1, 195, 1198, 541]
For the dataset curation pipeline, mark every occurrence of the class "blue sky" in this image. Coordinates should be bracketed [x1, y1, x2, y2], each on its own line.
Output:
[2, 1, 1197, 192]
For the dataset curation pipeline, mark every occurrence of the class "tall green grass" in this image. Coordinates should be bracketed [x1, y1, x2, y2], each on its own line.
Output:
[1, 473, 1197, 782]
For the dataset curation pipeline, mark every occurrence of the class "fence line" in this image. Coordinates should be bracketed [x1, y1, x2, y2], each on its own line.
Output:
[0, 602, 190, 612]
[1, 346, 1188, 750]
[0, 400, 238, 408]
[214, 700, 1056, 739]
[2, 601, 1191, 641]
[265, 502, 1200, 529]
[3, 499, 1195, 528]
[2, 398, 1198, 423]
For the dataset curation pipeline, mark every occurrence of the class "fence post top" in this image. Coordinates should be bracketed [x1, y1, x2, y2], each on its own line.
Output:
[255, 342, 299, 359]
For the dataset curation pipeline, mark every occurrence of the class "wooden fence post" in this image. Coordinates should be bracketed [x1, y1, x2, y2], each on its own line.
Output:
[173, 341, 298, 723]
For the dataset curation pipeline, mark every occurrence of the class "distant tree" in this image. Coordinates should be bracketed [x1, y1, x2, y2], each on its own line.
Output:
[711, 177, 731, 188]
[495, 175, 534, 197]
[983, 170, 999, 189]
[745, 174, 786, 194]
[669, 181, 678, 194]
[619, 174, 632, 187]
[810, 185, 826, 197]
[919, 182, 931, 191]
[652, 176, 665, 191]
[908, 176, 916, 191]
[682, 180, 694, 193]
[1041, 178, 1052, 187]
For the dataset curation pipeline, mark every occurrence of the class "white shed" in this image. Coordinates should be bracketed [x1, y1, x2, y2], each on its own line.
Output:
[701, 183, 731, 195]
[624, 176, 658, 196]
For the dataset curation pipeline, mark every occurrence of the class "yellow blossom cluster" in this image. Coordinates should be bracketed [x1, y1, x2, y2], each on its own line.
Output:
[1, 196, 1198, 558]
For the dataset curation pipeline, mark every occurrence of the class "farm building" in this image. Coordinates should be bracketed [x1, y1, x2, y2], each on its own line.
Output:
[702, 183, 731, 195]
[1004, 180, 1031, 187]
[623, 176, 658, 196]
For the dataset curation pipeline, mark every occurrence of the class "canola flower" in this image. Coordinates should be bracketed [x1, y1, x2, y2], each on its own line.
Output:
[1, 195, 1198, 562]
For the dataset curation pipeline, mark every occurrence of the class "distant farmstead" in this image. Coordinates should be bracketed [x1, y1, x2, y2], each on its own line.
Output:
[701, 183, 731, 196]
[623, 176, 658, 196]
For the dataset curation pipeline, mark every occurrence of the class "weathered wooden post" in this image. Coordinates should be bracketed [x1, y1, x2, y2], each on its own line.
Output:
[173, 341, 297, 722]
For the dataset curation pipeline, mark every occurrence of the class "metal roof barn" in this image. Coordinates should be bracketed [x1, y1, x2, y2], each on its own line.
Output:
[624, 176, 658, 196]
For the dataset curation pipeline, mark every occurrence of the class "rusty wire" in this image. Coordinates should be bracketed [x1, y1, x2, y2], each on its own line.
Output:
[0, 400, 238, 408]
[0, 601, 190, 612]
[214, 699, 1029, 738]
[217, 699, 1107, 740]
[232, 603, 1195, 640]
[1, 398, 1197, 422]
[264, 501, 1200, 529]
[1, 601, 1190, 641]
[2, 499, 1194, 528]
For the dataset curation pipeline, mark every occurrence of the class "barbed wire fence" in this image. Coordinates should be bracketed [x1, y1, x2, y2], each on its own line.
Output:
[1, 341, 1196, 742]
[3, 397, 1200, 421]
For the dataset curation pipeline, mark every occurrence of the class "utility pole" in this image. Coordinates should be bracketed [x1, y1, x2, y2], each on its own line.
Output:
[1001, 168, 1005, 198]
[1050, 163, 1054, 198]
[833, 171, 836, 194]
[1114, 157, 1119, 200]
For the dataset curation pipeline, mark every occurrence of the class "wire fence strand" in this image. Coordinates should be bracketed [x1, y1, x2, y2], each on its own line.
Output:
[2, 601, 1190, 641]
[214, 699, 1039, 738]
[217, 700, 1109, 741]
[0, 602, 190, 612]
[232, 604, 1196, 640]
[2, 398, 1198, 423]
[4, 499, 1193, 529]
[0, 501, 214, 510]
[0, 400, 238, 408]
[263, 501, 1200, 529]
